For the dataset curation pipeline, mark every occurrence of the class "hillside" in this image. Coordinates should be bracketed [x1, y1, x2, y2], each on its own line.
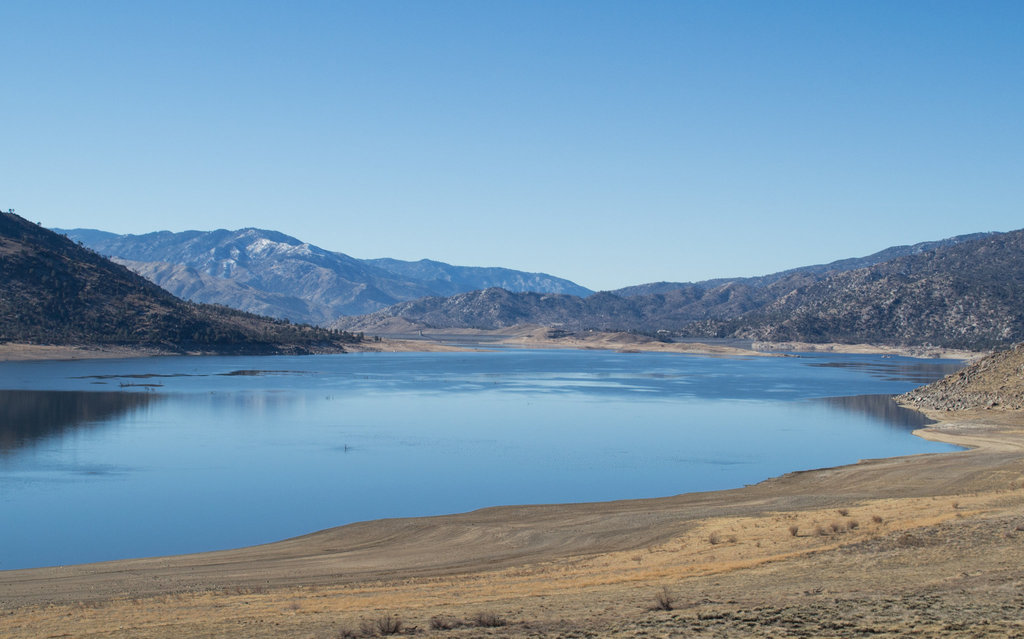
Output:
[60, 228, 592, 324]
[898, 342, 1024, 410]
[338, 229, 1024, 351]
[611, 232, 990, 297]
[1, 214, 360, 354]
[698, 230, 1024, 350]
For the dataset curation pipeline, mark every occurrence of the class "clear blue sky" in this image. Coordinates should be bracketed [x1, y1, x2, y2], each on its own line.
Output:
[3, 1, 1022, 291]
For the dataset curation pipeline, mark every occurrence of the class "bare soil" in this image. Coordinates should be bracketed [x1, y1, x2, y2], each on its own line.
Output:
[0, 343, 173, 361]
[0, 338, 464, 361]
[2, 408, 1023, 637]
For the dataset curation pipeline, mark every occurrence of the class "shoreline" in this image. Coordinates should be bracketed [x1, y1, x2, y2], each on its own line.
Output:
[0, 339, 467, 362]
[0, 334, 983, 362]
[2, 407, 1022, 636]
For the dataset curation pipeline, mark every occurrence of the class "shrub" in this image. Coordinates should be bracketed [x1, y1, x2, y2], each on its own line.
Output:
[847, 520, 859, 531]
[375, 614, 403, 635]
[708, 532, 722, 545]
[838, 508, 850, 517]
[829, 521, 843, 534]
[872, 515, 884, 524]
[652, 586, 675, 611]
[472, 611, 507, 627]
[789, 525, 799, 537]
[357, 614, 403, 636]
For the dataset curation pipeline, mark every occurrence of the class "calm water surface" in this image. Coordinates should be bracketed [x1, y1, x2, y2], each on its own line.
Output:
[0, 349, 963, 570]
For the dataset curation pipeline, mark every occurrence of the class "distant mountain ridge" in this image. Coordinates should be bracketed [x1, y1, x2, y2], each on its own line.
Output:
[337, 229, 1024, 351]
[610, 232, 993, 297]
[59, 228, 593, 324]
[1, 214, 359, 353]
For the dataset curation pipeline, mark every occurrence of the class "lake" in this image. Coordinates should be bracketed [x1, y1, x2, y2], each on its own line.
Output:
[0, 349, 963, 570]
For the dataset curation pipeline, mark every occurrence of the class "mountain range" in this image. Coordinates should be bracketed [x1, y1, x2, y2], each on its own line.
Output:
[45, 222, 1024, 351]
[335, 230, 1023, 351]
[1, 214, 358, 354]
[58, 228, 593, 324]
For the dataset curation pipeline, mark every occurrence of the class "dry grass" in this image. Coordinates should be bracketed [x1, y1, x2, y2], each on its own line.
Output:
[1, 492, 1018, 638]
[429, 615, 461, 630]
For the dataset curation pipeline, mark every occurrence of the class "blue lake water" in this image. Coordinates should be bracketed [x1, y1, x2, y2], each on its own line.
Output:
[0, 349, 963, 570]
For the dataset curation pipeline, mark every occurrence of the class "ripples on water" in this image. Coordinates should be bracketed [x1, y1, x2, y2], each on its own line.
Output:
[0, 350, 964, 569]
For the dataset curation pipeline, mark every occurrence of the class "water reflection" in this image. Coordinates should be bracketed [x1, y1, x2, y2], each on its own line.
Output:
[0, 390, 159, 454]
[817, 394, 935, 430]
[0, 352, 965, 570]
[805, 359, 964, 384]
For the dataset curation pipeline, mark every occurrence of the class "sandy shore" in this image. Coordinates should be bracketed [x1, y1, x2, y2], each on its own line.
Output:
[750, 340, 982, 360]
[0, 343, 174, 361]
[2, 407, 1022, 637]
[0, 339, 465, 362]
[0, 334, 985, 361]
[364, 327, 985, 359]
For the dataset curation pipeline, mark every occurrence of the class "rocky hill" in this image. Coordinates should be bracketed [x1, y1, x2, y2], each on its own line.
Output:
[338, 229, 1024, 351]
[697, 231, 1024, 350]
[1, 214, 360, 354]
[336, 288, 642, 332]
[611, 232, 990, 298]
[898, 343, 1024, 410]
[59, 228, 593, 324]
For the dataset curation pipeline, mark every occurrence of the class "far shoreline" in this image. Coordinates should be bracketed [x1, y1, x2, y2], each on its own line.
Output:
[0, 331, 983, 363]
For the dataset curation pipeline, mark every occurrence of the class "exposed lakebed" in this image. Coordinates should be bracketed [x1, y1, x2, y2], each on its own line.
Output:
[0, 349, 963, 570]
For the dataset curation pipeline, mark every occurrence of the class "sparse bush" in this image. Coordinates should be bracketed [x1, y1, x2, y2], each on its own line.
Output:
[336, 626, 360, 639]
[430, 615, 460, 630]
[726, 535, 738, 543]
[472, 611, 507, 627]
[847, 520, 859, 531]
[375, 614, 403, 635]
[816, 526, 829, 536]
[838, 508, 850, 517]
[872, 515, 884, 524]
[829, 521, 844, 533]
[708, 532, 722, 545]
[789, 525, 799, 537]
[652, 586, 675, 611]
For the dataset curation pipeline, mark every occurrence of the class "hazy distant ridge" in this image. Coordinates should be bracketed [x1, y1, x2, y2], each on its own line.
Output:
[59, 228, 593, 324]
